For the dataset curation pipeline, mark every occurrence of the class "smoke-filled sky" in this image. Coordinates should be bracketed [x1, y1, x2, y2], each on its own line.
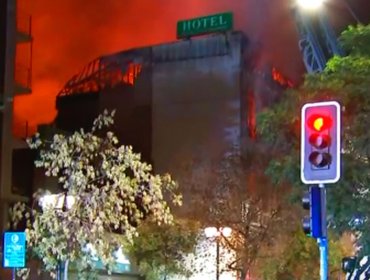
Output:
[14, 0, 309, 131]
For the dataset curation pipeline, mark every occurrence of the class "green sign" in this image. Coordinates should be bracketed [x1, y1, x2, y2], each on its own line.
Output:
[177, 12, 233, 39]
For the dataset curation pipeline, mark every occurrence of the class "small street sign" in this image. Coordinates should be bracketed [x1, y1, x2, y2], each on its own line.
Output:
[3, 232, 26, 268]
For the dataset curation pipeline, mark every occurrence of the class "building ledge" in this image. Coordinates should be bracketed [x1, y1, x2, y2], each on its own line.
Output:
[15, 84, 32, 95]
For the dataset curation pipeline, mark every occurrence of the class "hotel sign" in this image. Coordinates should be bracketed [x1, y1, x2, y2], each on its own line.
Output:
[177, 12, 233, 39]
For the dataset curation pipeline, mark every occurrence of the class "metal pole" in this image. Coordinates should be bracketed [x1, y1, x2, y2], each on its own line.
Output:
[318, 183, 328, 280]
[318, 237, 328, 280]
[216, 238, 220, 280]
[56, 262, 60, 280]
[12, 268, 16, 280]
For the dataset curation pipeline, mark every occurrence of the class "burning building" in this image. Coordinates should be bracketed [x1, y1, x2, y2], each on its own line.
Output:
[53, 12, 289, 219]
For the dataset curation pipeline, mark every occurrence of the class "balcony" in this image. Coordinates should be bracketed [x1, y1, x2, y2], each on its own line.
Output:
[16, 10, 32, 43]
[14, 63, 31, 94]
[14, 9, 32, 94]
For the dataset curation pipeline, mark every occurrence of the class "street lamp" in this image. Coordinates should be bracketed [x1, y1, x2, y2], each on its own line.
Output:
[204, 227, 232, 280]
[297, 0, 361, 23]
[297, 0, 325, 10]
[39, 193, 75, 210]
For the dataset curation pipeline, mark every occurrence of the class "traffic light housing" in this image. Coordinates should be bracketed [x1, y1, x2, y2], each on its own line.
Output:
[302, 185, 327, 238]
[301, 101, 341, 184]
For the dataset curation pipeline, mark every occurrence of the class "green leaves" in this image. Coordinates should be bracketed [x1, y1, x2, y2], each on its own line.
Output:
[258, 229, 345, 280]
[340, 25, 370, 56]
[257, 24, 370, 254]
[126, 219, 200, 280]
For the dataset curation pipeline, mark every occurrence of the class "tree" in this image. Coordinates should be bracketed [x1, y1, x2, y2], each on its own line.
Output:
[127, 218, 200, 280]
[181, 146, 293, 278]
[257, 24, 370, 254]
[10, 110, 183, 279]
[256, 229, 348, 280]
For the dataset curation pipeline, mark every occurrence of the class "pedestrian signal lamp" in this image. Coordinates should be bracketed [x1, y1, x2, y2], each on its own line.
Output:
[301, 101, 341, 184]
[302, 186, 327, 238]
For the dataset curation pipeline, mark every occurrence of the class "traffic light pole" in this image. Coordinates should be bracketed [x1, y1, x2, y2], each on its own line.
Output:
[301, 101, 341, 280]
[318, 237, 328, 280]
[318, 183, 328, 280]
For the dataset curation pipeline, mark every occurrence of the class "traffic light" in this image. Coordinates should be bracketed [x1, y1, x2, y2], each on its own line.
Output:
[301, 101, 341, 184]
[302, 185, 326, 238]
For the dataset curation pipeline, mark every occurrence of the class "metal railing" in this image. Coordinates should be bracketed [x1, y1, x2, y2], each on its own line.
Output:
[16, 9, 32, 38]
[15, 63, 32, 92]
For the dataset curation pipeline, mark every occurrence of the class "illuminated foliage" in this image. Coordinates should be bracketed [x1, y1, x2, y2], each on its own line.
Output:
[127, 219, 200, 280]
[257, 24, 370, 254]
[257, 229, 346, 280]
[10, 110, 183, 279]
[183, 147, 289, 278]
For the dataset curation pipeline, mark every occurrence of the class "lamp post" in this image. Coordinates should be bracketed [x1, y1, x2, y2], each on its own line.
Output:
[204, 227, 232, 280]
[297, 0, 361, 23]
[297, 0, 325, 10]
[39, 193, 75, 211]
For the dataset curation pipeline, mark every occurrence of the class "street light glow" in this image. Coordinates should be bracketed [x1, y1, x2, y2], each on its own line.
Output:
[297, 0, 325, 10]
[204, 227, 219, 238]
[39, 194, 75, 210]
[204, 227, 232, 238]
[221, 227, 232, 237]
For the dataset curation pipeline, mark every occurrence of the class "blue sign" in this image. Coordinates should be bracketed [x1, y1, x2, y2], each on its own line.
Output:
[3, 232, 26, 268]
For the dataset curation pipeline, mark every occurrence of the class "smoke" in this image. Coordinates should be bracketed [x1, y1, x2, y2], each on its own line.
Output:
[14, 0, 303, 132]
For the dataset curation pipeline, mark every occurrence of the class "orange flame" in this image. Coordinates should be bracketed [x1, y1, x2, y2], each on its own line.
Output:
[272, 67, 294, 88]
[13, 0, 303, 135]
[122, 63, 142, 86]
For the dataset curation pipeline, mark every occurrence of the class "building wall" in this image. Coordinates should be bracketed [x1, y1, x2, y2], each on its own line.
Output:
[53, 31, 288, 220]
[151, 33, 247, 216]
[99, 48, 152, 163]
[55, 54, 153, 163]
[0, 0, 7, 95]
[0, 0, 33, 278]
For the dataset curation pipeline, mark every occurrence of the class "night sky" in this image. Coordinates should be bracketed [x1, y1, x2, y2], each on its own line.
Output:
[13, 0, 370, 133]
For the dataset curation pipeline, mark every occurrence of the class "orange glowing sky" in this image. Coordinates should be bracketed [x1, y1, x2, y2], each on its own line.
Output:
[14, 0, 304, 132]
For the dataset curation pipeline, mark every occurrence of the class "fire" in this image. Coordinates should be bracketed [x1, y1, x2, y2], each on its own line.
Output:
[13, 0, 303, 134]
[247, 90, 256, 139]
[271, 67, 294, 88]
[122, 63, 142, 86]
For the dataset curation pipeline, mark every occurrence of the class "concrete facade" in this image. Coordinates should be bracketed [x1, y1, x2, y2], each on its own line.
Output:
[55, 32, 250, 212]
[151, 33, 247, 215]
[54, 31, 287, 219]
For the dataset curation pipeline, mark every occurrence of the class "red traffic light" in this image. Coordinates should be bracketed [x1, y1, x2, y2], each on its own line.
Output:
[301, 101, 341, 184]
[307, 115, 332, 132]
